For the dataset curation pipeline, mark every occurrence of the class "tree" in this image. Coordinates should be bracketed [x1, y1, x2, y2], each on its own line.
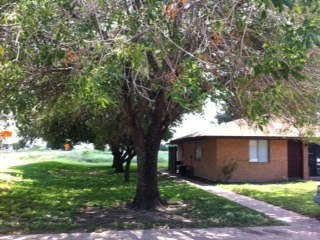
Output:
[15, 95, 96, 149]
[216, 99, 242, 124]
[15, 93, 137, 181]
[86, 106, 136, 181]
[1, 0, 320, 209]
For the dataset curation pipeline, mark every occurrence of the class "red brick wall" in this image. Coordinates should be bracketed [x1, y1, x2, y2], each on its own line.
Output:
[177, 139, 216, 180]
[214, 139, 288, 181]
[178, 142, 193, 165]
[177, 138, 291, 182]
[303, 143, 309, 179]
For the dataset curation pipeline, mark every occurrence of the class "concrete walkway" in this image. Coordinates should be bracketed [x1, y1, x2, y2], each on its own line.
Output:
[1, 175, 320, 240]
[0, 225, 320, 240]
[183, 178, 320, 227]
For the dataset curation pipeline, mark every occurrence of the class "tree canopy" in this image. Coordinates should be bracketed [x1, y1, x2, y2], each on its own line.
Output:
[1, 0, 320, 209]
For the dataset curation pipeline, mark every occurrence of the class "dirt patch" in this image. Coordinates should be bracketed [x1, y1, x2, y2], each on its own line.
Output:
[75, 201, 199, 231]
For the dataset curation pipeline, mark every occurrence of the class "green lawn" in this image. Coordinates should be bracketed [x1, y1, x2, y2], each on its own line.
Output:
[158, 150, 169, 168]
[0, 151, 280, 234]
[219, 181, 320, 220]
[4, 149, 169, 167]
[62, 150, 169, 168]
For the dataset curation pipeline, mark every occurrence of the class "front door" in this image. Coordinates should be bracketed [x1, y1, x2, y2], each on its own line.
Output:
[168, 146, 177, 173]
[288, 140, 303, 179]
[309, 143, 320, 177]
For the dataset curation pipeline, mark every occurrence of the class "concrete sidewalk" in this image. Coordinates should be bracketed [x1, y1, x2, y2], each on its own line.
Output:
[1, 175, 320, 240]
[1, 225, 320, 240]
[183, 178, 320, 226]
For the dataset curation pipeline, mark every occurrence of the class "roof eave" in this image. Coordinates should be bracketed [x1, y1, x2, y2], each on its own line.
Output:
[170, 135, 309, 144]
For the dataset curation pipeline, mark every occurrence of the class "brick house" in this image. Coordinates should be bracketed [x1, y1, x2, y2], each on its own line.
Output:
[169, 119, 318, 182]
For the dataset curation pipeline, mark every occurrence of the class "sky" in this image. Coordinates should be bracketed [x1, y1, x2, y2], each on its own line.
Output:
[171, 101, 221, 139]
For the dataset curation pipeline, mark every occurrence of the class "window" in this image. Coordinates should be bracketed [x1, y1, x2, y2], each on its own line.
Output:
[195, 141, 201, 161]
[180, 143, 184, 158]
[249, 140, 269, 163]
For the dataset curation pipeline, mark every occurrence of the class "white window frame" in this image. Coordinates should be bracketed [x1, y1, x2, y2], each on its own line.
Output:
[249, 139, 269, 163]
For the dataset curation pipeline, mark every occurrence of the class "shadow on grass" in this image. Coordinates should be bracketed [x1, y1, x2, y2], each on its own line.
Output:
[0, 161, 136, 234]
[0, 161, 280, 234]
[11, 161, 136, 200]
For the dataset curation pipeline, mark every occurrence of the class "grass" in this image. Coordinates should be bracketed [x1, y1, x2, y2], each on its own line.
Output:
[219, 181, 320, 220]
[0, 151, 281, 234]
[6, 149, 169, 167]
[157, 151, 169, 168]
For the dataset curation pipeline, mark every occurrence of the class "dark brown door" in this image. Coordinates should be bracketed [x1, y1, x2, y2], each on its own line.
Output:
[309, 143, 320, 176]
[288, 140, 303, 178]
[168, 146, 177, 172]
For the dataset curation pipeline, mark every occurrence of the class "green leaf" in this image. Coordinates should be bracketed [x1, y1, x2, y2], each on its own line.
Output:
[0, 46, 5, 56]
[261, 10, 267, 19]
[310, 32, 320, 47]
[295, 6, 303, 14]
[306, 34, 314, 48]
[285, 0, 294, 10]
[301, 38, 307, 49]
[254, 65, 262, 76]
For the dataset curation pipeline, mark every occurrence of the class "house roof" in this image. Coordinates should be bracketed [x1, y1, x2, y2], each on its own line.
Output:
[170, 118, 319, 143]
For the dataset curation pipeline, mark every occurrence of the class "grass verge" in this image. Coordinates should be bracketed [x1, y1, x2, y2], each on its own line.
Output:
[0, 152, 280, 234]
[219, 181, 320, 220]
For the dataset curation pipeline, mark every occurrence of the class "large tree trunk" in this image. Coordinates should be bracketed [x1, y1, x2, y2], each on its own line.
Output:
[121, 63, 179, 210]
[114, 157, 124, 172]
[132, 140, 165, 209]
